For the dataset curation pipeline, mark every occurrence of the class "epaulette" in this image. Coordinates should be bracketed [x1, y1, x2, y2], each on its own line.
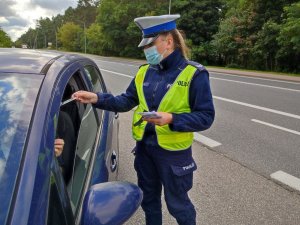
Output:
[187, 60, 207, 72]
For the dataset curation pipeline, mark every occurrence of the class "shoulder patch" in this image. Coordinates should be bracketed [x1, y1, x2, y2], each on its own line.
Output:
[187, 60, 206, 72]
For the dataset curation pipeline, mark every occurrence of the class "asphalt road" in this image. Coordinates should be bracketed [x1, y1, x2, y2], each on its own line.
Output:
[84, 54, 300, 224]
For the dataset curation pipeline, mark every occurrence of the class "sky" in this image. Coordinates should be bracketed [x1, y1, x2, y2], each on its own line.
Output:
[0, 0, 77, 42]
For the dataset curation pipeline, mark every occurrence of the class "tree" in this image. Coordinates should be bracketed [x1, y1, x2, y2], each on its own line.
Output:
[51, 14, 65, 49]
[76, 0, 99, 27]
[95, 0, 223, 59]
[276, 2, 300, 72]
[36, 17, 56, 48]
[278, 2, 300, 51]
[212, 3, 258, 68]
[58, 22, 83, 51]
[211, 14, 240, 66]
[0, 28, 12, 47]
[171, 0, 223, 64]
[13, 0, 300, 73]
[86, 23, 105, 54]
[96, 0, 150, 56]
[64, 7, 77, 24]
[173, 0, 223, 45]
[15, 28, 35, 48]
[211, 0, 299, 71]
[252, 20, 280, 70]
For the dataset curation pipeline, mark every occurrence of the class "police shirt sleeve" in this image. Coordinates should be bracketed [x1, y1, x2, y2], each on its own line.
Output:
[169, 70, 215, 132]
[93, 78, 139, 112]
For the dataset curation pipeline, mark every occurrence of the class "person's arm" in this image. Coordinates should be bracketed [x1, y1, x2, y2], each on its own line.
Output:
[94, 79, 139, 112]
[169, 70, 215, 132]
[73, 79, 139, 112]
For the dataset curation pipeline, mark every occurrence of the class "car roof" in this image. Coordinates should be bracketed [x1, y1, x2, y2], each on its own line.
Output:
[0, 48, 87, 74]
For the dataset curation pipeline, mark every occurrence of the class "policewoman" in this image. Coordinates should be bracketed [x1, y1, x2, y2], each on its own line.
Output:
[72, 14, 215, 225]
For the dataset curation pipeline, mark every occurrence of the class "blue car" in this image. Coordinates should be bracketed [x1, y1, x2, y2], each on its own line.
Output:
[0, 49, 142, 225]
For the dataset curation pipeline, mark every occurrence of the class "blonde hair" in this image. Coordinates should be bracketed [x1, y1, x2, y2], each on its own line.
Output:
[162, 29, 190, 59]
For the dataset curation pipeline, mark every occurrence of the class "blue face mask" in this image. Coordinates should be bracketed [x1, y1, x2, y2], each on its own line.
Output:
[144, 46, 165, 65]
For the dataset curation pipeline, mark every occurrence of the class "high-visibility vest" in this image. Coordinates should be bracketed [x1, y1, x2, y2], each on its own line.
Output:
[132, 64, 197, 151]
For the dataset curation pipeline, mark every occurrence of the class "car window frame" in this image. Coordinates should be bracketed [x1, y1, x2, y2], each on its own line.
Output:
[45, 62, 95, 224]
[45, 60, 106, 225]
[82, 63, 106, 118]
[47, 158, 73, 225]
[81, 60, 107, 92]
[64, 63, 105, 224]
[45, 63, 86, 225]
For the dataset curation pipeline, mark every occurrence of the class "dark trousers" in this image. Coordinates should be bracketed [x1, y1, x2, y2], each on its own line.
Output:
[134, 145, 196, 225]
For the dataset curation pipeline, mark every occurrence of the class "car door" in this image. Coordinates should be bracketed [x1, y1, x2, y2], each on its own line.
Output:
[81, 63, 119, 182]
[47, 62, 103, 225]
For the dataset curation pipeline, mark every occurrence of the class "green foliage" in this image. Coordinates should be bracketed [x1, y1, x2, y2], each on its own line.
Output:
[171, 0, 223, 64]
[58, 22, 83, 51]
[16, 28, 37, 48]
[276, 2, 300, 72]
[0, 28, 12, 47]
[252, 20, 280, 70]
[211, 13, 240, 65]
[173, 0, 222, 45]
[278, 2, 300, 50]
[96, 0, 151, 56]
[16, 0, 98, 50]
[86, 23, 105, 54]
[75, 0, 99, 27]
[15, 0, 300, 73]
[212, 0, 300, 72]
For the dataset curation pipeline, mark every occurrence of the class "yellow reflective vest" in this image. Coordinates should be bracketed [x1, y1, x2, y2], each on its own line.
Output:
[132, 64, 197, 151]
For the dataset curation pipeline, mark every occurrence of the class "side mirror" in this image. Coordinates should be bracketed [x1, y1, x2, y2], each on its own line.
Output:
[81, 181, 142, 225]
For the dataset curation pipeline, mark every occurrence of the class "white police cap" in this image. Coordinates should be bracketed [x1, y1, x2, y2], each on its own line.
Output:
[134, 14, 180, 47]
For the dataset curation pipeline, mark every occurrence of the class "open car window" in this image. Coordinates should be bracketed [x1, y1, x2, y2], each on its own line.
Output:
[67, 103, 99, 212]
[55, 69, 101, 214]
[50, 67, 104, 217]
[83, 65, 104, 93]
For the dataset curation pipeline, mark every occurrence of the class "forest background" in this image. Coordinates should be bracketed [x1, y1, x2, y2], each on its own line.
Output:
[1, 0, 300, 73]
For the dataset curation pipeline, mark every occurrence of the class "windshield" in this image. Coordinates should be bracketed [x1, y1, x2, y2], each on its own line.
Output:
[0, 73, 42, 224]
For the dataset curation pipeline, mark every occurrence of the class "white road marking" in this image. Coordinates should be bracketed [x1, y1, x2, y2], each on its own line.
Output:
[96, 59, 139, 67]
[100, 66, 300, 93]
[211, 77, 300, 93]
[193, 132, 222, 148]
[270, 170, 300, 192]
[251, 119, 300, 136]
[99, 68, 300, 121]
[100, 68, 134, 79]
[211, 72, 300, 85]
[214, 96, 300, 120]
[97, 60, 300, 87]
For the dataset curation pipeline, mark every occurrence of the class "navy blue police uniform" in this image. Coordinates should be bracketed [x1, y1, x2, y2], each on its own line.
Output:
[93, 14, 215, 225]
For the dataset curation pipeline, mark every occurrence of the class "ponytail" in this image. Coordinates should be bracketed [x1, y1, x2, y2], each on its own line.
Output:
[170, 29, 190, 60]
